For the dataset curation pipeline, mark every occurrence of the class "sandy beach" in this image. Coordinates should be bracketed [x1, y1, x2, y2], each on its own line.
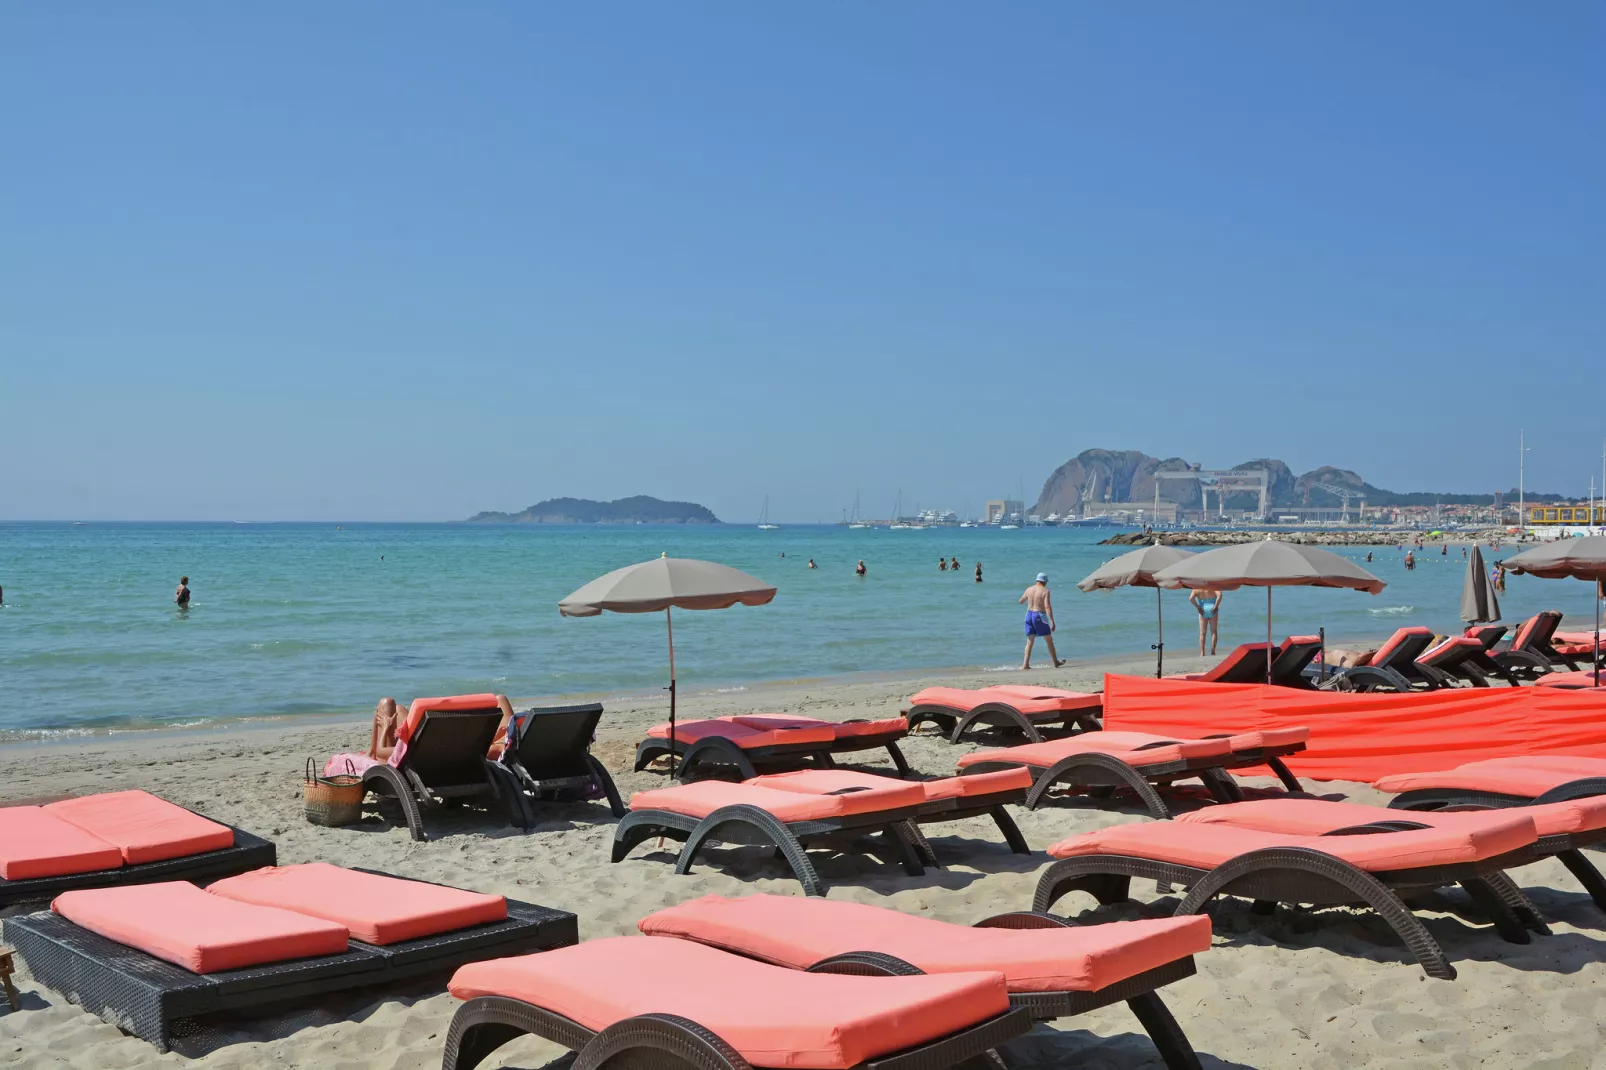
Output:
[4, 648, 1605, 1069]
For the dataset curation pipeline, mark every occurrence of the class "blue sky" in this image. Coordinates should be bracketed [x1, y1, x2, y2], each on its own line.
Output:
[4, 4, 1603, 522]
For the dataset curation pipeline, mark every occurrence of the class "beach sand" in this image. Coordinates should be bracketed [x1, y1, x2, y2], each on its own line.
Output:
[3, 649, 1604, 1068]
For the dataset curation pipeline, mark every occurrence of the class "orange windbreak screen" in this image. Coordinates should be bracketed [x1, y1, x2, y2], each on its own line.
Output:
[1101, 673, 1606, 782]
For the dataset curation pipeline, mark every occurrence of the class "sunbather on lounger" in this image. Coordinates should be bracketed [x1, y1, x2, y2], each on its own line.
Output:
[330, 694, 517, 775]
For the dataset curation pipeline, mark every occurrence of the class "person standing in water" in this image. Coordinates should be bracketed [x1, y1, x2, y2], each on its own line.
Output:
[938, 557, 947, 571]
[175, 576, 191, 607]
[950, 556, 960, 572]
[974, 561, 983, 583]
[855, 560, 867, 577]
[1189, 587, 1223, 655]
[807, 558, 817, 569]
[1404, 551, 1416, 570]
[1018, 573, 1063, 669]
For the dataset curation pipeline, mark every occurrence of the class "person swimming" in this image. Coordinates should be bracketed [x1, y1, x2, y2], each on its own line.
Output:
[855, 560, 866, 576]
[949, 556, 960, 571]
[939, 557, 947, 571]
[807, 558, 817, 569]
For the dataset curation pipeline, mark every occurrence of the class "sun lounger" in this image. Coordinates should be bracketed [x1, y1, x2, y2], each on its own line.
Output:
[746, 767, 1036, 863]
[904, 686, 1102, 743]
[1170, 641, 1275, 684]
[494, 702, 624, 824]
[639, 893, 1210, 1070]
[1375, 755, 1606, 808]
[957, 728, 1307, 818]
[1491, 611, 1577, 678]
[2, 864, 577, 1052]
[441, 934, 1031, 1070]
[1305, 627, 1435, 692]
[1534, 670, 1606, 689]
[359, 694, 517, 842]
[612, 777, 933, 895]
[1178, 795, 1606, 914]
[0, 791, 275, 907]
[1035, 812, 1541, 979]
[635, 713, 912, 780]
[1409, 636, 1496, 688]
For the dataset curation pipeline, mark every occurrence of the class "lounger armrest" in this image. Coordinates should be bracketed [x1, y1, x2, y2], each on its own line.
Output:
[804, 951, 925, 977]
[971, 910, 1072, 930]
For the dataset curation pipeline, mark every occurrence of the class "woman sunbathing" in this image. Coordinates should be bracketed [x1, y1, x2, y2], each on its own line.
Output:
[326, 694, 516, 777]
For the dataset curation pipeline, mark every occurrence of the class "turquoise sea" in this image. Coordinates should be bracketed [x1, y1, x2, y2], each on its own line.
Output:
[1, 522, 1598, 741]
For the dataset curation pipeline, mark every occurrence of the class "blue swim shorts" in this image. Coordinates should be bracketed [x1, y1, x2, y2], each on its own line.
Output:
[1024, 611, 1052, 637]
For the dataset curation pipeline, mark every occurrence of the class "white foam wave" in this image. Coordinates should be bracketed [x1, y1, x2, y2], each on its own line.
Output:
[1368, 605, 1416, 616]
[981, 664, 1020, 672]
[712, 686, 747, 693]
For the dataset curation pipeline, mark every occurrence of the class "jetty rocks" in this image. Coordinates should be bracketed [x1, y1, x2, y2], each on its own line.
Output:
[1102, 529, 1510, 547]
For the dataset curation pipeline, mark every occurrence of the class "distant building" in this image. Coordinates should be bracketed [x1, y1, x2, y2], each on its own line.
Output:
[1095, 501, 1178, 523]
[985, 499, 1025, 523]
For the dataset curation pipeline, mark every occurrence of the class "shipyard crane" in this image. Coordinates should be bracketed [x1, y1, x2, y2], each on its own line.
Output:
[1308, 482, 1365, 524]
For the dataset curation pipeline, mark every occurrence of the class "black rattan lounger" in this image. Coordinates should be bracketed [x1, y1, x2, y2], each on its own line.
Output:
[497, 702, 625, 823]
[0, 824, 275, 909]
[362, 701, 515, 841]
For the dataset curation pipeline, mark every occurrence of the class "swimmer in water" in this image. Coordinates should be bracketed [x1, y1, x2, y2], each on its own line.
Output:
[807, 558, 817, 569]
[855, 560, 867, 577]
[175, 576, 191, 607]
[939, 557, 947, 571]
[974, 562, 983, 583]
[950, 556, 960, 571]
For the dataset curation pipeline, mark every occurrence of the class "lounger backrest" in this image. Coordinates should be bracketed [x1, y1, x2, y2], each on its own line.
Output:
[1200, 642, 1274, 683]
[398, 694, 504, 745]
[403, 708, 503, 787]
[512, 703, 605, 779]
[1418, 637, 1481, 667]
[1370, 627, 1434, 670]
[1463, 625, 1506, 649]
[1269, 636, 1323, 683]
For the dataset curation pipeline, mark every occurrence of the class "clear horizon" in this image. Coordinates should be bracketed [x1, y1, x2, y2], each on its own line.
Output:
[5, 5, 1603, 524]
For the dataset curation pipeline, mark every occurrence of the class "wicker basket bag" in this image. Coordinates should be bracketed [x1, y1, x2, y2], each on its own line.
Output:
[304, 757, 365, 827]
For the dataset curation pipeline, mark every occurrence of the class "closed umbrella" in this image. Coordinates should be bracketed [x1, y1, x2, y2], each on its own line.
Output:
[559, 555, 777, 773]
[1153, 538, 1386, 683]
[1077, 542, 1195, 677]
[1502, 535, 1606, 687]
[1460, 544, 1501, 625]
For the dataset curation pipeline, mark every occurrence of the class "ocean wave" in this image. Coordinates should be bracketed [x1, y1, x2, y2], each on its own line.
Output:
[712, 685, 747, 693]
[1368, 605, 1417, 616]
[981, 664, 1020, 672]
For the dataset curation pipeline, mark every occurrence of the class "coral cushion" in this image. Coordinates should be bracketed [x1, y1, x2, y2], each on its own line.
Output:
[1046, 813, 1536, 871]
[0, 807, 124, 881]
[957, 731, 1232, 772]
[1219, 727, 1309, 751]
[909, 686, 1100, 715]
[630, 779, 926, 822]
[44, 791, 234, 865]
[750, 767, 1032, 802]
[397, 694, 504, 745]
[1176, 796, 1606, 839]
[52, 881, 349, 973]
[644, 718, 836, 749]
[206, 863, 506, 945]
[640, 894, 1210, 994]
[1375, 756, 1606, 798]
[1535, 671, 1606, 689]
[448, 935, 1010, 1070]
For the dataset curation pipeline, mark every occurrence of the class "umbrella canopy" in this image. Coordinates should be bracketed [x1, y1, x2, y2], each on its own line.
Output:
[558, 556, 776, 773]
[1153, 539, 1385, 683]
[1460, 544, 1501, 624]
[559, 557, 777, 616]
[1503, 535, 1606, 687]
[1077, 543, 1196, 591]
[1078, 543, 1195, 678]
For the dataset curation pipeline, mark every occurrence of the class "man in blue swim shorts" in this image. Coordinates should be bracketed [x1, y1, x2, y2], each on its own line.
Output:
[1018, 573, 1064, 669]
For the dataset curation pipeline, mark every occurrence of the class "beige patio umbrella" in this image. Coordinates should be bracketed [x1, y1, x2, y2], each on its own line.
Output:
[1152, 538, 1386, 683]
[1077, 542, 1195, 677]
[559, 555, 777, 772]
[1502, 535, 1606, 687]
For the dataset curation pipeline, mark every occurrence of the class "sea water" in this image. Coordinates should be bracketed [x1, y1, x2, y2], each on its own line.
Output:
[0, 522, 1595, 740]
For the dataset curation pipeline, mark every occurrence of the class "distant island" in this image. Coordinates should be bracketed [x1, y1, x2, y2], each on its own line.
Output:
[465, 495, 720, 524]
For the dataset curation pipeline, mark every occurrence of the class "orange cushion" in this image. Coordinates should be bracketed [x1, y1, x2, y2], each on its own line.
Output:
[957, 731, 1232, 773]
[205, 863, 506, 945]
[920, 767, 1034, 800]
[448, 935, 1010, 1070]
[1375, 756, 1606, 798]
[1046, 813, 1536, 871]
[0, 807, 124, 881]
[640, 894, 1210, 994]
[1175, 796, 1606, 838]
[909, 686, 1100, 715]
[44, 791, 234, 865]
[397, 694, 503, 745]
[630, 779, 926, 822]
[52, 881, 350, 973]
[731, 715, 908, 741]
[1536, 671, 1605, 689]
[644, 718, 837, 749]
[751, 767, 1032, 802]
[1221, 727, 1309, 751]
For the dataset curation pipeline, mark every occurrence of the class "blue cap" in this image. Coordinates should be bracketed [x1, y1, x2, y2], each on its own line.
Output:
[1036, 573, 1048, 583]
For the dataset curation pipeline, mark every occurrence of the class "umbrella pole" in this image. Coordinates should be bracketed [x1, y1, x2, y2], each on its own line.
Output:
[1155, 587, 1164, 678]
[666, 606, 677, 777]
[1266, 587, 1273, 684]
[1595, 580, 1601, 689]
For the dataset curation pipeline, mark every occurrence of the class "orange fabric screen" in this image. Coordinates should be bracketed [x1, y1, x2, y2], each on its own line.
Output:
[1101, 673, 1606, 782]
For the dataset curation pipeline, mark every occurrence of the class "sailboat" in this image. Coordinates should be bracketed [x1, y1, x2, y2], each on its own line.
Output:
[847, 490, 868, 529]
[888, 491, 915, 529]
[757, 496, 779, 530]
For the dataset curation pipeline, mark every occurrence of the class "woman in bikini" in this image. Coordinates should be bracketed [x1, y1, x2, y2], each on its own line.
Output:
[1190, 587, 1223, 656]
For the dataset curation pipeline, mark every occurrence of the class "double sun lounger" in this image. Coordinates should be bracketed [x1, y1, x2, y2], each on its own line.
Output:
[614, 768, 1034, 895]
[0, 790, 275, 907]
[445, 893, 1212, 1070]
[904, 685, 1104, 743]
[3, 861, 577, 1052]
[636, 713, 913, 779]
